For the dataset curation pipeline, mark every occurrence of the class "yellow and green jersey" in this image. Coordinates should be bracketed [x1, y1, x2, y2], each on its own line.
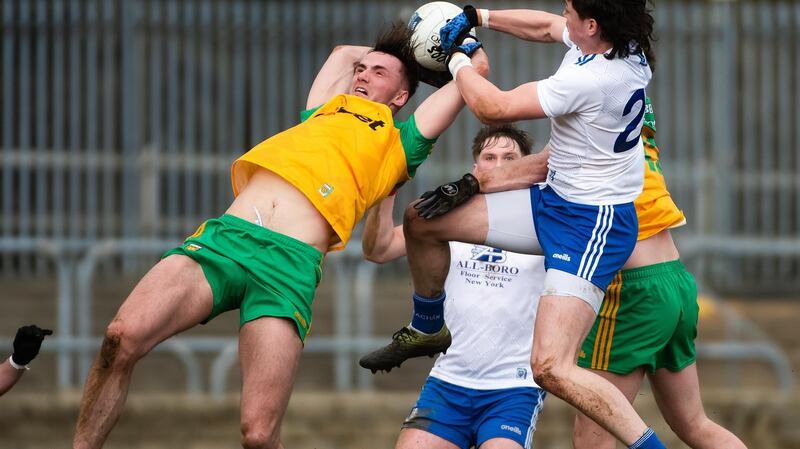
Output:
[634, 98, 686, 241]
[231, 94, 436, 251]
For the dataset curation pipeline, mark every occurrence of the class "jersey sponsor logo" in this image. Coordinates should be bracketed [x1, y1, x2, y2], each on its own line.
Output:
[318, 183, 334, 198]
[501, 424, 522, 436]
[552, 252, 571, 262]
[457, 260, 519, 275]
[471, 246, 507, 264]
[313, 106, 386, 131]
[457, 246, 520, 288]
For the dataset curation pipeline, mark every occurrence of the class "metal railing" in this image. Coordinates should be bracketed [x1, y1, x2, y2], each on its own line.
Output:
[1, 0, 798, 393]
[0, 242, 793, 395]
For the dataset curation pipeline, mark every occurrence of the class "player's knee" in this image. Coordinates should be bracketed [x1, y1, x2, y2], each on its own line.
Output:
[669, 413, 710, 444]
[531, 354, 566, 394]
[403, 203, 439, 241]
[101, 320, 146, 368]
[403, 203, 426, 236]
[240, 424, 280, 449]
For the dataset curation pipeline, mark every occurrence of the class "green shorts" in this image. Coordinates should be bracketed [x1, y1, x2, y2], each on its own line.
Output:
[578, 260, 698, 374]
[163, 214, 323, 341]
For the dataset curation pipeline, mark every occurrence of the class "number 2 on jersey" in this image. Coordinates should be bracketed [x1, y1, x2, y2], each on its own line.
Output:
[613, 88, 646, 153]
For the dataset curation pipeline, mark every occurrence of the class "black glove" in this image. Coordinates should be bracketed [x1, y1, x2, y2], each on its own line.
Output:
[414, 173, 480, 219]
[12, 325, 52, 366]
[417, 64, 453, 88]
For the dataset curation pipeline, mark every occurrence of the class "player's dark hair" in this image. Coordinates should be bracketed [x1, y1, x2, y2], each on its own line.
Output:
[472, 124, 533, 161]
[371, 21, 419, 98]
[572, 0, 657, 70]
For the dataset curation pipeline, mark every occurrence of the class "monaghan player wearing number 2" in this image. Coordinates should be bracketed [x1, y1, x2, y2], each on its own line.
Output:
[362, 2, 668, 449]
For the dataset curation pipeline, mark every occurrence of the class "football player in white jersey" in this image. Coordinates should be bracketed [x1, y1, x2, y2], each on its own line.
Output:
[361, 2, 667, 449]
[362, 125, 547, 449]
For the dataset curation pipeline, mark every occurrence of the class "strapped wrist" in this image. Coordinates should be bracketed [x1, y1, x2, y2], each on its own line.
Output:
[448, 53, 472, 79]
[8, 356, 29, 370]
[478, 9, 490, 28]
[463, 5, 479, 27]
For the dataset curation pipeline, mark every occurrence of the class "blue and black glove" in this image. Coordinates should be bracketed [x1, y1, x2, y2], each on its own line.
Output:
[439, 5, 480, 51]
[447, 38, 482, 60]
[414, 173, 480, 219]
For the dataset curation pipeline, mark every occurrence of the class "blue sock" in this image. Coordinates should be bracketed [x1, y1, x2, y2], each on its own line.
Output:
[629, 428, 666, 449]
[410, 291, 445, 334]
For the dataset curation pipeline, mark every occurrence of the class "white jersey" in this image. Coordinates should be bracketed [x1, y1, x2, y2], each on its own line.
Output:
[429, 242, 546, 390]
[537, 28, 650, 205]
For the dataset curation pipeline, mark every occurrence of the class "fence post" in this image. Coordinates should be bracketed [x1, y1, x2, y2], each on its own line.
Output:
[121, 0, 141, 270]
[708, 0, 737, 284]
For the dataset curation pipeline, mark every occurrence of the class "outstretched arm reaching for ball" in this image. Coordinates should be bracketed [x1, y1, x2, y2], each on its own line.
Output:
[475, 8, 565, 44]
[306, 45, 371, 109]
[436, 6, 564, 124]
[412, 47, 489, 140]
[440, 6, 565, 49]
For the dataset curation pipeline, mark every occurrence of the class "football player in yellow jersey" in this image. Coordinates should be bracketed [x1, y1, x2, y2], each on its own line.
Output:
[573, 99, 748, 449]
[73, 23, 487, 449]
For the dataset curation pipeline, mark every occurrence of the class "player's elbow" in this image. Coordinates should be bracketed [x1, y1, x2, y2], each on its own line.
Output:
[330, 45, 366, 62]
[361, 237, 385, 264]
[473, 98, 509, 125]
[473, 58, 490, 78]
[476, 107, 508, 126]
[362, 248, 392, 264]
[527, 162, 549, 184]
[331, 44, 355, 55]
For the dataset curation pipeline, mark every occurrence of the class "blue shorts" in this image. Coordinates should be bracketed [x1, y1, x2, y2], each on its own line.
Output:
[402, 376, 547, 449]
[531, 185, 638, 292]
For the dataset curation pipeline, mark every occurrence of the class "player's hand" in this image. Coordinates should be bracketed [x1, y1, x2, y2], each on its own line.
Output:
[417, 64, 453, 88]
[12, 325, 53, 366]
[414, 173, 480, 219]
[439, 5, 480, 51]
[447, 38, 482, 60]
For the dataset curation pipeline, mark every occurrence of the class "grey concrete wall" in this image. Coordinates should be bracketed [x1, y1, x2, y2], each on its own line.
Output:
[0, 391, 797, 449]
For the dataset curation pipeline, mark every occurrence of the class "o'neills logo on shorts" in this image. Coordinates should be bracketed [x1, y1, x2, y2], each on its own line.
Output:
[552, 252, 571, 262]
[501, 424, 522, 435]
